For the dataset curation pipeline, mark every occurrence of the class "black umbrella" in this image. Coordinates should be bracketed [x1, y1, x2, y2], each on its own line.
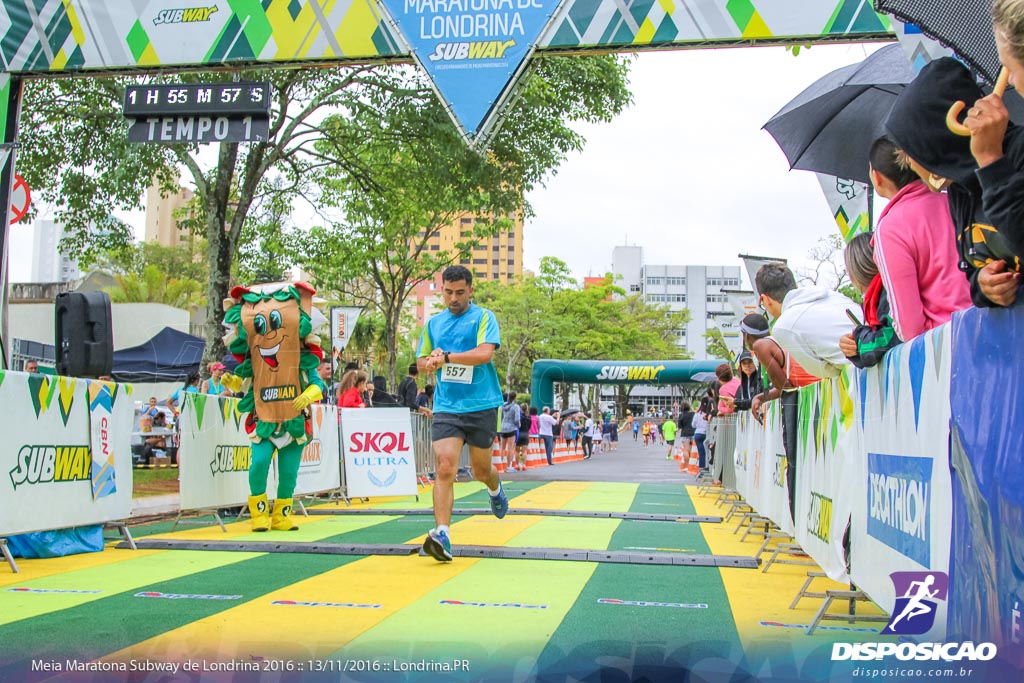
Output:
[874, 0, 1001, 85]
[763, 44, 917, 184]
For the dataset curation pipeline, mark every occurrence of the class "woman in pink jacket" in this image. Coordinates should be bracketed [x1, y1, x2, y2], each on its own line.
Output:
[869, 137, 972, 341]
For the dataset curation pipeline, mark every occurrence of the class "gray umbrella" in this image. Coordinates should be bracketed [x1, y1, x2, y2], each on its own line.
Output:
[763, 44, 917, 184]
[874, 0, 1000, 85]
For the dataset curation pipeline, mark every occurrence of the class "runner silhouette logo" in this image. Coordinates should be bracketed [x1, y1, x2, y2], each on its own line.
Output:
[881, 571, 949, 635]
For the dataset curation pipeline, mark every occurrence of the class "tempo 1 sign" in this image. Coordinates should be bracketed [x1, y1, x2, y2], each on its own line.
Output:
[124, 81, 271, 144]
[127, 115, 270, 143]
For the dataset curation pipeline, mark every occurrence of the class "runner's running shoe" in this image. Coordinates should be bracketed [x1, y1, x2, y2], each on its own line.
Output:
[423, 528, 452, 562]
[489, 482, 509, 519]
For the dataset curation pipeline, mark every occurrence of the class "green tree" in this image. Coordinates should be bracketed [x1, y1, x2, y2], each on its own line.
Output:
[105, 264, 203, 309]
[704, 327, 735, 361]
[299, 56, 632, 386]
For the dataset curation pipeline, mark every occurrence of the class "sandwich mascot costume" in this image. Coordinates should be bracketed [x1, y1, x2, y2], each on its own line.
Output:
[222, 282, 326, 531]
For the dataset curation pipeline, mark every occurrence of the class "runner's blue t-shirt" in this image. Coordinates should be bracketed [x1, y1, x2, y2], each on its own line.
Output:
[417, 302, 502, 414]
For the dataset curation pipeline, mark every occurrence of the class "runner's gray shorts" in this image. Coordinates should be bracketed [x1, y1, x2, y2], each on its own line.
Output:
[432, 410, 497, 449]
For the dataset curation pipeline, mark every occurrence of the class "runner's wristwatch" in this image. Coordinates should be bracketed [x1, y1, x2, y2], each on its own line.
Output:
[444, 351, 450, 364]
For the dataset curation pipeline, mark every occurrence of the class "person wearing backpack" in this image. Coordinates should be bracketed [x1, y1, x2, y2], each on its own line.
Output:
[499, 392, 521, 472]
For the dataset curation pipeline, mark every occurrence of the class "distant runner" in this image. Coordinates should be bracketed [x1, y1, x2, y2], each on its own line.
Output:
[416, 266, 509, 562]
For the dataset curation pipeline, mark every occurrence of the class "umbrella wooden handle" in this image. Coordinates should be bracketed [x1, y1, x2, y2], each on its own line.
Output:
[946, 67, 1010, 136]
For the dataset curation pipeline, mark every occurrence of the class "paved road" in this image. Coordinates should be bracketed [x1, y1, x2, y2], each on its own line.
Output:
[502, 434, 695, 484]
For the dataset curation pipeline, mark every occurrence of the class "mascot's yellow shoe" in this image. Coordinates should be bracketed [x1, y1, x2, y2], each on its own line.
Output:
[248, 494, 270, 532]
[271, 498, 299, 531]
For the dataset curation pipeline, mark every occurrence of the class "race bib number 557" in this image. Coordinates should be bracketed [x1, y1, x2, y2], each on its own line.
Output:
[441, 363, 473, 385]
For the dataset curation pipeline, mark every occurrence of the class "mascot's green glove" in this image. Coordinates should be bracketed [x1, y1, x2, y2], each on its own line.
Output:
[293, 384, 323, 412]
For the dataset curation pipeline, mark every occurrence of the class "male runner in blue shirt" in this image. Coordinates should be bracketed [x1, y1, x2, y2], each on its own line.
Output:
[417, 265, 508, 561]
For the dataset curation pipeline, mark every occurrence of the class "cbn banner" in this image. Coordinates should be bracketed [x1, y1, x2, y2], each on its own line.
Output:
[949, 305, 1024, 663]
[178, 395, 341, 510]
[795, 369, 859, 582]
[1, 372, 133, 536]
[341, 408, 418, 498]
[850, 327, 953, 640]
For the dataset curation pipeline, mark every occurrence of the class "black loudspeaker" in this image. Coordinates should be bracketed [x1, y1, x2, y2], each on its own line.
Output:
[55, 291, 114, 378]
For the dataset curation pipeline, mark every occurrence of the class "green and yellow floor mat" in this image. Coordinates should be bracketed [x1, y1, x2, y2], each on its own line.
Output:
[0, 481, 898, 681]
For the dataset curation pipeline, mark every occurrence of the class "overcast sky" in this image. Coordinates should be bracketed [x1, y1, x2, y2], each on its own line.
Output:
[523, 42, 885, 288]
[8, 42, 886, 286]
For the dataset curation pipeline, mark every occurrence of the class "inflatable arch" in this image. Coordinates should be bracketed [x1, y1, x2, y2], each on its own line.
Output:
[530, 359, 722, 410]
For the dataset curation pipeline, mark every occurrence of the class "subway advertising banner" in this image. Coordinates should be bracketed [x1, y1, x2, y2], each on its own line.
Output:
[949, 305, 1024, 665]
[850, 327, 953, 641]
[795, 369, 858, 582]
[0, 371, 133, 537]
[378, 0, 561, 142]
[178, 394, 342, 510]
[341, 407, 417, 498]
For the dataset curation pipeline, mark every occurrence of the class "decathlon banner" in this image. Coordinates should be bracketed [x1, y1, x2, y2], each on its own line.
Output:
[850, 327, 953, 640]
[949, 305, 1024, 659]
[294, 403, 342, 495]
[178, 393, 275, 511]
[378, 0, 562, 142]
[341, 408, 417, 498]
[0, 371, 133, 537]
[795, 369, 859, 582]
[733, 402, 794, 536]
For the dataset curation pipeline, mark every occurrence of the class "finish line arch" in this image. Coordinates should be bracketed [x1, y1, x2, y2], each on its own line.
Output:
[530, 359, 721, 410]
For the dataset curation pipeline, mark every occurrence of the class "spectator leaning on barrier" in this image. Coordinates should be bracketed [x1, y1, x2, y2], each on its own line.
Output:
[868, 136, 972, 340]
[731, 350, 763, 413]
[715, 363, 741, 416]
[416, 384, 434, 418]
[755, 262, 855, 379]
[840, 233, 902, 369]
[885, 57, 1023, 308]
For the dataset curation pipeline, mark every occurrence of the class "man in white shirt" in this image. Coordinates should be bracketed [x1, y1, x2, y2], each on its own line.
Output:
[581, 416, 595, 459]
[537, 407, 559, 466]
[755, 263, 856, 379]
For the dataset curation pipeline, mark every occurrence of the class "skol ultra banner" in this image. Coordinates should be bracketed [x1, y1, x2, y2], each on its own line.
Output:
[0, 371, 132, 537]
[850, 326, 953, 641]
[949, 305, 1024, 664]
[341, 407, 417, 498]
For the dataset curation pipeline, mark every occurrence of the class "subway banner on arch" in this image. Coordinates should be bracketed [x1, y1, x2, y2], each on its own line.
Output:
[378, 0, 562, 144]
[0, 371, 133, 537]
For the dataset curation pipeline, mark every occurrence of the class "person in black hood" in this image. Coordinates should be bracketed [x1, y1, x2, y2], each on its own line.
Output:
[884, 57, 1023, 308]
[731, 350, 764, 412]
